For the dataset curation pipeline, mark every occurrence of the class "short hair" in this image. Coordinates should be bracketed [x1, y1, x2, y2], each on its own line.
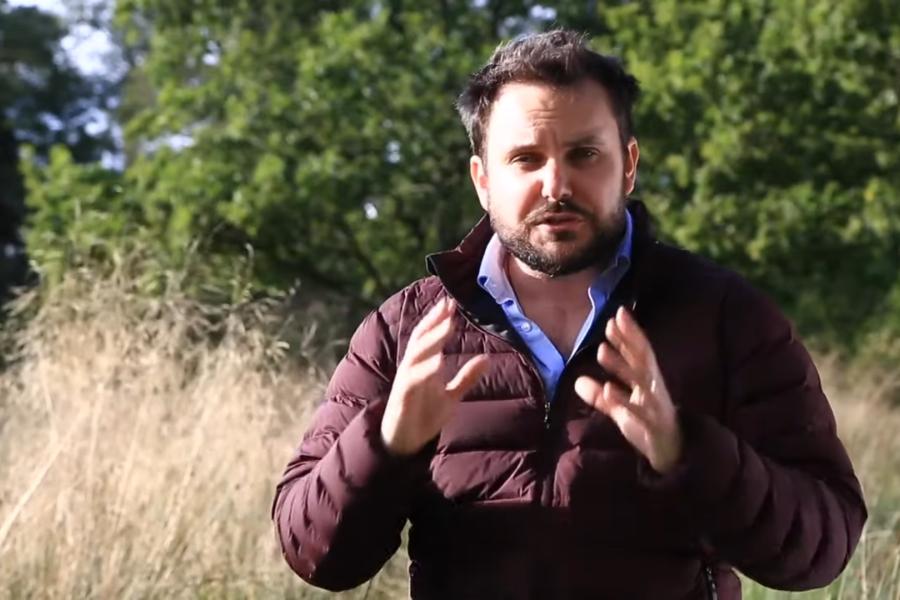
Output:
[456, 30, 640, 158]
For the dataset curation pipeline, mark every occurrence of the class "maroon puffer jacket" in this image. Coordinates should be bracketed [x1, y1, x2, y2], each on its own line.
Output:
[273, 201, 866, 599]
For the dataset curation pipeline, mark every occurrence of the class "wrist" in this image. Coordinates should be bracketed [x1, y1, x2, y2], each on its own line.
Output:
[654, 427, 685, 475]
[380, 419, 417, 457]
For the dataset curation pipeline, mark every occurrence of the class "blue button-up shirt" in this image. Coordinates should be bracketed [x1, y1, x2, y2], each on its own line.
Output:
[476, 211, 633, 401]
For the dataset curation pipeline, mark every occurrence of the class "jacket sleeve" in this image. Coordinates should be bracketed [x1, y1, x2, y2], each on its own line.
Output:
[271, 296, 425, 591]
[641, 275, 867, 591]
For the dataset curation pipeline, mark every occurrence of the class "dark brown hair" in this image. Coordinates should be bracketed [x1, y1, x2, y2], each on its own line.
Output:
[456, 30, 640, 158]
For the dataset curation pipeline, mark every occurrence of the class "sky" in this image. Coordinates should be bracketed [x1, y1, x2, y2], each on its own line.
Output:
[8, 0, 117, 77]
[8, 0, 124, 166]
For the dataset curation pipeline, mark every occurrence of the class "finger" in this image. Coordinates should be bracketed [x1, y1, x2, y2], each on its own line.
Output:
[410, 351, 444, 380]
[409, 297, 453, 344]
[604, 380, 654, 422]
[615, 308, 674, 409]
[629, 383, 661, 420]
[574, 375, 606, 412]
[605, 315, 641, 367]
[596, 342, 640, 390]
[445, 354, 490, 399]
[630, 382, 649, 407]
[407, 298, 460, 361]
[605, 318, 648, 384]
[601, 383, 654, 453]
[614, 307, 659, 373]
[576, 376, 654, 457]
[605, 317, 636, 367]
[642, 379, 675, 419]
[575, 376, 652, 422]
[406, 312, 455, 364]
[607, 403, 652, 458]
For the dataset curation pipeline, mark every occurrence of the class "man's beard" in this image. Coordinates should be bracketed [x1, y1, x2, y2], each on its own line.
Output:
[489, 196, 627, 278]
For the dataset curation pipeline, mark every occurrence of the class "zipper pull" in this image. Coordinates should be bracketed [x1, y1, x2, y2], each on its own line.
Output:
[543, 402, 551, 430]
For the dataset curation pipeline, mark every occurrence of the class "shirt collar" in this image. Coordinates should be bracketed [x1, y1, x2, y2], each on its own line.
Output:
[477, 234, 516, 305]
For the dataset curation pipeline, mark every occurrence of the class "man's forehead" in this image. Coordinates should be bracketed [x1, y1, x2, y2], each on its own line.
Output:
[491, 80, 603, 114]
[486, 81, 616, 149]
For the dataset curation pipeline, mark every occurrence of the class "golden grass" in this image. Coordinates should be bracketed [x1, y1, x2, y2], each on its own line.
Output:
[0, 270, 406, 599]
[0, 269, 897, 599]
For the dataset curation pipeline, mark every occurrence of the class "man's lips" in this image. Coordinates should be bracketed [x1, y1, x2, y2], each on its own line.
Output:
[533, 214, 584, 226]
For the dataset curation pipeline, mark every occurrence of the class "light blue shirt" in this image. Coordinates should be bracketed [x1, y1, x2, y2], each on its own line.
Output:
[476, 211, 633, 401]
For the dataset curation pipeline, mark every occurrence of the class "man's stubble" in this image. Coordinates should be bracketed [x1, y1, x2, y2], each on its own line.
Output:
[488, 194, 628, 278]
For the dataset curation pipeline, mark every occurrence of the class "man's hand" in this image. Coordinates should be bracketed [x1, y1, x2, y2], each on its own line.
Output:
[574, 306, 683, 474]
[381, 298, 490, 456]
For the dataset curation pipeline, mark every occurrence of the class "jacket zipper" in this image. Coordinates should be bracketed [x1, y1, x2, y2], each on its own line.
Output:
[452, 307, 548, 419]
[549, 297, 640, 430]
[455, 296, 639, 432]
[703, 565, 718, 600]
[450, 295, 639, 515]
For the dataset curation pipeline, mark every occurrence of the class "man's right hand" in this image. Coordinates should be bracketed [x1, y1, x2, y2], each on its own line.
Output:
[380, 297, 489, 456]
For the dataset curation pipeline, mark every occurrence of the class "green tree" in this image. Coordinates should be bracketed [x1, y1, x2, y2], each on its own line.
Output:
[598, 0, 900, 350]
[0, 0, 117, 299]
[109, 0, 573, 313]
[22, 0, 900, 351]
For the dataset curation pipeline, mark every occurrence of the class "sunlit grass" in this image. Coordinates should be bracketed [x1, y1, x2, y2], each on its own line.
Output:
[0, 268, 897, 598]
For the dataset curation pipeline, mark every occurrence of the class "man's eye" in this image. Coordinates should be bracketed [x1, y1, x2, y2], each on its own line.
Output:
[570, 147, 599, 161]
[512, 154, 539, 164]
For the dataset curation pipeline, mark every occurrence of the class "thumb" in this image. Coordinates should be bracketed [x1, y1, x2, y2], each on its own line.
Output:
[445, 355, 489, 400]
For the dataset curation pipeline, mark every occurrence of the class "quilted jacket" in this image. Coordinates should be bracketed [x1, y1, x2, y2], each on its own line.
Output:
[273, 201, 866, 599]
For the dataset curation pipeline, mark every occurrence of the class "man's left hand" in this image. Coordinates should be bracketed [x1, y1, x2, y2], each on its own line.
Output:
[574, 306, 683, 475]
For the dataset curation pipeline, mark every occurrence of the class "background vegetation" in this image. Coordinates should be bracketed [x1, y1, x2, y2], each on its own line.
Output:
[1, 0, 898, 597]
[6, 0, 899, 352]
[0, 268, 897, 599]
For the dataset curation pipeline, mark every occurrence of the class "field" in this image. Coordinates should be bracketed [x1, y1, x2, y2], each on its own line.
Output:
[1, 271, 897, 599]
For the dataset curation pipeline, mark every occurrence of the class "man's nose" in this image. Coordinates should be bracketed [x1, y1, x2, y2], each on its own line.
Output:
[540, 159, 572, 201]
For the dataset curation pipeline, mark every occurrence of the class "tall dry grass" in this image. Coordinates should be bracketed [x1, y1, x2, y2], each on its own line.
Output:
[0, 268, 897, 599]
[0, 269, 407, 599]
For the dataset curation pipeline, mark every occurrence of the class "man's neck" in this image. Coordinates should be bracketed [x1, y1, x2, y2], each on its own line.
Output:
[505, 253, 599, 310]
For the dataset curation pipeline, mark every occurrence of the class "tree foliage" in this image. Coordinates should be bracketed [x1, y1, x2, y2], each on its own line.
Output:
[0, 0, 117, 300]
[107, 0, 555, 311]
[600, 0, 900, 349]
[21, 0, 900, 351]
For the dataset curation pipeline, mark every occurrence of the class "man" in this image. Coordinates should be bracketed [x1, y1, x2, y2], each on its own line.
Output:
[273, 30, 866, 599]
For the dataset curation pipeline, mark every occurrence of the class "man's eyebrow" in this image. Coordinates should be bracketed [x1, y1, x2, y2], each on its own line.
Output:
[564, 133, 607, 147]
[503, 143, 541, 158]
[504, 134, 607, 156]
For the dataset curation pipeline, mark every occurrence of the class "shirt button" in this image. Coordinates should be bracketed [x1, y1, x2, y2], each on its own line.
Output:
[519, 322, 533, 332]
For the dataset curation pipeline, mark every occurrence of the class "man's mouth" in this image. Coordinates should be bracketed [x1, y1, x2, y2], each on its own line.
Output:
[534, 213, 583, 226]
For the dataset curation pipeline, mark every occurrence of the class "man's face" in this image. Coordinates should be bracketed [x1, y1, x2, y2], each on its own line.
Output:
[469, 79, 640, 277]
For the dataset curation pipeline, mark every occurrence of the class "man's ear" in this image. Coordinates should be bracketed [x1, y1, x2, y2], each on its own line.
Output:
[469, 154, 489, 211]
[623, 137, 640, 196]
